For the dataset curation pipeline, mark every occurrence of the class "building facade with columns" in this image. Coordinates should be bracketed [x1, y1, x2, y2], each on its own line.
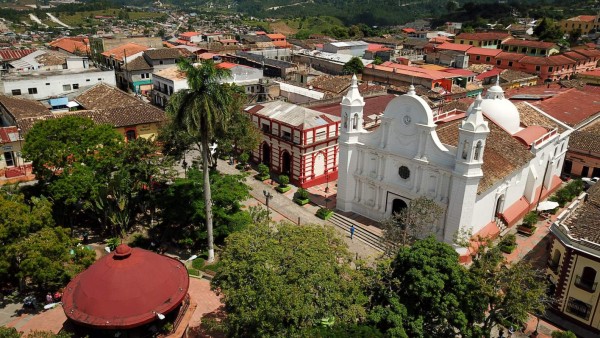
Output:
[336, 78, 572, 255]
[245, 100, 341, 188]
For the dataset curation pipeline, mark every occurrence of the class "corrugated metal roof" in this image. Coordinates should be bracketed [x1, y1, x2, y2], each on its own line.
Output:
[245, 100, 339, 129]
[330, 41, 369, 48]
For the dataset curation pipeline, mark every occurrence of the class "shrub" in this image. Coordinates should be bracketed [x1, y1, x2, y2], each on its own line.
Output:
[129, 233, 151, 249]
[187, 267, 201, 276]
[316, 207, 334, 220]
[258, 163, 269, 176]
[279, 175, 289, 187]
[523, 211, 538, 227]
[275, 185, 292, 193]
[192, 257, 205, 270]
[295, 188, 310, 200]
[257, 163, 270, 180]
[239, 152, 250, 165]
[498, 234, 517, 254]
[204, 261, 224, 275]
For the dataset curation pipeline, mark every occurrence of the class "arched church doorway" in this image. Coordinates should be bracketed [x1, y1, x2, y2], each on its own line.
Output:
[262, 143, 271, 166]
[281, 151, 291, 175]
[494, 195, 505, 218]
[392, 198, 408, 216]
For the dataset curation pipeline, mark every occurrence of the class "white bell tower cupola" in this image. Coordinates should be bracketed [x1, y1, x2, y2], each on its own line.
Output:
[340, 74, 365, 142]
[455, 94, 490, 177]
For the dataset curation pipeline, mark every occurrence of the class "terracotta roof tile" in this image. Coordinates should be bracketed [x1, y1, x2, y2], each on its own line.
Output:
[502, 38, 558, 49]
[0, 48, 36, 61]
[125, 56, 152, 71]
[0, 95, 51, 120]
[309, 75, 352, 94]
[530, 88, 600, 127]
[49, 37, 90, 55]
[143, 48, 183, 60]
[436, 117, 534, 194]
[563, 184, 600, 244]
[516, 101, 567, 133]
[569, 119, 600, 154]
[101, 43, 149, 62]
[456, 32, 512, 41]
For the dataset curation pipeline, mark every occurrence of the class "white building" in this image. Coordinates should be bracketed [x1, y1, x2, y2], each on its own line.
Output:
[0, 68, 116, 100]
[323, 41, 369, 57]
[152, 63, 264, 108]
[336, 78, 572, 260]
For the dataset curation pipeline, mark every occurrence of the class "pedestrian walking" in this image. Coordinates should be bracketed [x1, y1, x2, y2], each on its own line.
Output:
[350, 225, 355, 240]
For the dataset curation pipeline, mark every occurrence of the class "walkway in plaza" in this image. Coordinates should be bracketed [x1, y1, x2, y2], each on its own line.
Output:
[216, 159, 382, 260]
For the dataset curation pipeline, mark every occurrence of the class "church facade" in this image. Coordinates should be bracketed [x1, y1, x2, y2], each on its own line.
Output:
[337, 76, 572, 253]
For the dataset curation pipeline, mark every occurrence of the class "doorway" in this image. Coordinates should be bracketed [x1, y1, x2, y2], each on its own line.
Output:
[3, 151, 14, 167]
[262, 143, 271, 166]
[281, 151, 291, 175]
[392, 198, 407, 216]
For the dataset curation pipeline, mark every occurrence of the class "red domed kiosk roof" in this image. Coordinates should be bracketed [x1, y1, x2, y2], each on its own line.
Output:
[62, 244, 189, 329]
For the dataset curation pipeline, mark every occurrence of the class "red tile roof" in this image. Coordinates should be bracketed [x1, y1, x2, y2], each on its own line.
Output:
[266, 33, 286, 40]
[0, 48, 36, 61]
[581, 69, 600, 77]
[530, 88, 600, 127]
[443, 68, 476, 77]
[367, 63, 458, 80]
[312, 94, 395, 128]
[49, 37, 90, 55]
[216, 62, 237, 69]
[519, 54, 576, 66]
[0, 126, 20, 144]
[435, 42, 472, 52]
[566, 15, 597, 22]
[456, 32, 512, 41]
[501, 38, 558, 49]
[402, 28, 416, 33]
[466, 47, 503, 57]
[180, 31, 200, 37]
[101, 43, 148, 62]
[562, 51, 588, 61]
[198, 52, 218, 60]
[475, 67, 502, 81]
[571, 48, 600, 58]
[495, 52, 526, 61]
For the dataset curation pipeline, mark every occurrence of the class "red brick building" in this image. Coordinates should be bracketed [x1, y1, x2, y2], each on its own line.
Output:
[245, 101, 341, 188]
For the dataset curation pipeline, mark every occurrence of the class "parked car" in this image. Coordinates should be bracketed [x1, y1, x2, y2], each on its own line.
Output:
[582, 177, 599, 185]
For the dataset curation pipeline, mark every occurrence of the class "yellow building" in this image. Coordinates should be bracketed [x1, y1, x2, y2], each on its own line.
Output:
[560, 15, 600, 35]
[547, 184, 600, 334]
[454, 32, 512, 49]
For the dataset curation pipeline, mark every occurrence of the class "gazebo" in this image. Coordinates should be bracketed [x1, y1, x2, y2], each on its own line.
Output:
[62, 244, 190, 335]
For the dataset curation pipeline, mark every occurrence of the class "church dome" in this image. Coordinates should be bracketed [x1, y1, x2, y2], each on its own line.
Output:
[62, 244, 189, 329]
[468, 81, 521, 134]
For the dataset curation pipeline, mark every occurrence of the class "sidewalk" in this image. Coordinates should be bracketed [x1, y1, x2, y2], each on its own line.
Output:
[217, 160, 380, 261]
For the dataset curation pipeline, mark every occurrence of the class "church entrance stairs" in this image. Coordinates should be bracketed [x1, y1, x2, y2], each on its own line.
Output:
[328, 213, 387, 252]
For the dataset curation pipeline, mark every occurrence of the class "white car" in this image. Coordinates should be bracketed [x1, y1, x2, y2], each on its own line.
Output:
[582, 177, 599, 185]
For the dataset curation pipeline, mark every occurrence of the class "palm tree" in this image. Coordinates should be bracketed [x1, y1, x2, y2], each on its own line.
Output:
[167, 58, 241, 262]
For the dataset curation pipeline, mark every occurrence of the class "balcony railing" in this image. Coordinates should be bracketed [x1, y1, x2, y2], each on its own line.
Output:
[566, 297, 592, 320]
[575, 275, 598, 293]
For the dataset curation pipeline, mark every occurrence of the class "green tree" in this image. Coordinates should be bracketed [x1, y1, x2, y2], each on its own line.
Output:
[158, 169, 251, 250]
[167, 59, 245, 261]
[381, 196, 444, 252]
[551, 331, 577, 338]
[342, 56, 364, 75]
[12, 226, 94, 291]
[22, 116, 122, 183]
[466, 246, 549, 338]
[0, 191, 54, 284]
[213, 223, 368, 337]
[369, 236, 470, 337]
[533, 18, 564, 42]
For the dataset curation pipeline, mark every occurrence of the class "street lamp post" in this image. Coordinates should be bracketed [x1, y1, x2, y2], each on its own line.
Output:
[263, 190, 273, 214]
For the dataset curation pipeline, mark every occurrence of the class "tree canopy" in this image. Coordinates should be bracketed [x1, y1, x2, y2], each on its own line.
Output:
[166, 58, 248, 261]
[381, 196, 444, 253]
[0, 189, 94, 291]
[212, 222, 368, 337]
[367, 237, 549, 338]
[342, 56, 364, 75]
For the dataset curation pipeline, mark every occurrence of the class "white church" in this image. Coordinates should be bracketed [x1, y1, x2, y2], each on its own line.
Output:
[336, 76, 572, 256]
